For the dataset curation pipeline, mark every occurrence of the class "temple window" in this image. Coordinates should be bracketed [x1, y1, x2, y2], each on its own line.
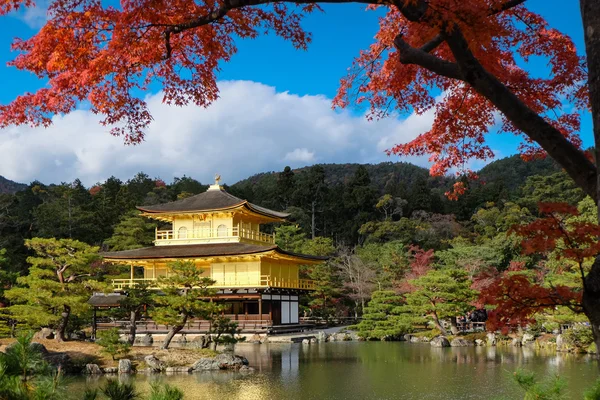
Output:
[178, 226, 188, 239]
[217, 224, 227, 237]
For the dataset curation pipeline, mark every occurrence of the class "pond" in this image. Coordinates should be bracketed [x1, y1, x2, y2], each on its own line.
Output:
[68, 342, 599, 399]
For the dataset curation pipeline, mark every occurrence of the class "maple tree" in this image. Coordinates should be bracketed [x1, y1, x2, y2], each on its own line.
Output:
[479, 203, 597, 334]
[1, 0, 600, 348]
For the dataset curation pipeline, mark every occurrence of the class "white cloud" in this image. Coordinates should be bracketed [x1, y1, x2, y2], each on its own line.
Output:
[18, 0, 49, 28]
[284, 148, 316, 163]
[0, 80, 447, 186]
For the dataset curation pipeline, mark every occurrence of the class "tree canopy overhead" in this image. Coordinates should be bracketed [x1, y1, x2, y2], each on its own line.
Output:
[0, 0, 594, 198]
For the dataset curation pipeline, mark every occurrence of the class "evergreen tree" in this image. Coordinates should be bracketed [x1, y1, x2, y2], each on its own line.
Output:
[277, 166, 296, 209]
[293, 165, 327, 239]
[355, 291, 411, 340]
[117, 282, 154, 345]
[401, 268, 477, 335]
[151, 261, 217, 349]
[274, 225, 306, 253]
[104, 211, 156, 251]
[5, 238, 103, 341]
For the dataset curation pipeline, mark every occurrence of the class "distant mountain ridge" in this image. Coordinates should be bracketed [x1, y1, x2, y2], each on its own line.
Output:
[231, 155, 561, 194]
[0, 176, 26, 194]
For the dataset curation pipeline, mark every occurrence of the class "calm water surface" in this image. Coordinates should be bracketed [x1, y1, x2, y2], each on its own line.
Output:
[68, 342, 599, 399]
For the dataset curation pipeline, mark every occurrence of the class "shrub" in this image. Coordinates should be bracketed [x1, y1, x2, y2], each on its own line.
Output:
[97, 328, 131, 360]
[83, 388, 99, 400]
[412, 329, 442, 339]
[0, 331, 66, 399]
[461, 332, 487, 342]
[562, 325, 594, 352]
[102, 380, 138, 400]
[584, 378, 600, 400]
[512, 368, 566, 400]
[149, 383, 184, 400]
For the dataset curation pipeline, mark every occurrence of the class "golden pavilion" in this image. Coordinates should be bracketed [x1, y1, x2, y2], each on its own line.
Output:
[101, 176, 324, 330]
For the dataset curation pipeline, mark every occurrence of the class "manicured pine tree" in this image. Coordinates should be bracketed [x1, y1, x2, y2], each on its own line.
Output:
[401, 268, 477, 336]
[151, 260, 218, 349]
[355, 290, 411, 340]
[5, 238, 103, 342]
[117, 282, 154, 345]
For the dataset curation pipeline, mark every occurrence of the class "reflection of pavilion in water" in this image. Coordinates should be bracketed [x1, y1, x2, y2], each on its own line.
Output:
[237, 344, 300, 378]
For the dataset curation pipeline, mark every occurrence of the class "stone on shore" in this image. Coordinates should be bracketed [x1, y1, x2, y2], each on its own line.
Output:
[85, 364, 103, 375]
[486, 333, 497, 346]
[317, 331, 329, 343]
[475, 339, 485, 346]
[103, 367, 118, 374]
[522, 333, 535, 345]
[34, 328, 54, 340]
[118, 359, 133, 374]
[450, 338, 472, 347]
[430, 336, 450, 348]
[144, 355, 166, 372]
[192, 353, 249, 371]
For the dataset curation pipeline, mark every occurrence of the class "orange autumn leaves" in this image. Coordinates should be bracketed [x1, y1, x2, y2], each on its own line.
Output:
[0, 0, 316, 143]
[0, 0, 587, 167]
[333, 0, 587, 181]
[478, 203, 596, 331]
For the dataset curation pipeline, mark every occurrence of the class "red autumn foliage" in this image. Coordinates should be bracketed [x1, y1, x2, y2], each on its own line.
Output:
[154, 179, 167, 188]
[88, 185, 101, 196]
[477, 203, 595, 331]
[0, 0, 586, 185]
[397, 245, 434, 293]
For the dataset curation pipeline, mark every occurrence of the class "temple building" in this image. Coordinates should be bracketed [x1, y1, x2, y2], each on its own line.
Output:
[101, 176, 325, 331]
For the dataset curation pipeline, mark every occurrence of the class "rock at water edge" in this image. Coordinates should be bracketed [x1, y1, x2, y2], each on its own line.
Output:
[430, 336, 451, 348]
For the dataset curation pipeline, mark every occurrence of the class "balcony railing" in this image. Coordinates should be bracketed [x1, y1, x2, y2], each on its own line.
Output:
[112, 275, 315, 291]
[155, 227, 275, 244]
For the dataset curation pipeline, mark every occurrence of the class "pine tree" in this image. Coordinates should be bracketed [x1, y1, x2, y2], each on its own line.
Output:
[151, 261, 217, 349]
[355, 291, 411, 340]
[104, 211, 156, 251]
[4, 238, 103, 341]
[401, 268, 477, 335]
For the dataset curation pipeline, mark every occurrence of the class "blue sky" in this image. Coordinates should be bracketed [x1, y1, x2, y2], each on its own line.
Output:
[0, 0, 591, 185]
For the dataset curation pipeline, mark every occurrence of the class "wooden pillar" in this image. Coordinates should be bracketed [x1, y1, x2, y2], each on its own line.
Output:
[258, 297, 262, 321]
[130, 264, 134, 283]
[92, 307, 97, 340]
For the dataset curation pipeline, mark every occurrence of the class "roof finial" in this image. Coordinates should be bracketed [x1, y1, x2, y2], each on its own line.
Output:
[208, 174, 223, 191]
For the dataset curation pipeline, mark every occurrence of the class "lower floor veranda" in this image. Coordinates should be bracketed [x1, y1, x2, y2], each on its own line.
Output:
[110, 255, 316, 291]
[90, 289, 309, 336]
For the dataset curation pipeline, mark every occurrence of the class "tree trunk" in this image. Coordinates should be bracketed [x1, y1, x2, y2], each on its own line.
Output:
[128, 310, 138, 346]
[450, 316, 459, 335]
[55, 305, 71, 342]
[311, 200, 316, 239]
[430, 311, 448, 336]
[161, 315, 187, 349]
[581, 0, 600, 359]
[583, 256, 600, 358]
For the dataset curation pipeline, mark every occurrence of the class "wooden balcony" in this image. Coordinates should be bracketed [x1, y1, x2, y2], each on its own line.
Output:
[155, 226, 275, 246]
[112, 275, 316, 291]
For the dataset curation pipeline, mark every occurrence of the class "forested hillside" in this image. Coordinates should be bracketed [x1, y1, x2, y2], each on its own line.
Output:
[0, 176, 26, 194]
[0, 154, 592, 345]
[0, 155, 565, 276]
